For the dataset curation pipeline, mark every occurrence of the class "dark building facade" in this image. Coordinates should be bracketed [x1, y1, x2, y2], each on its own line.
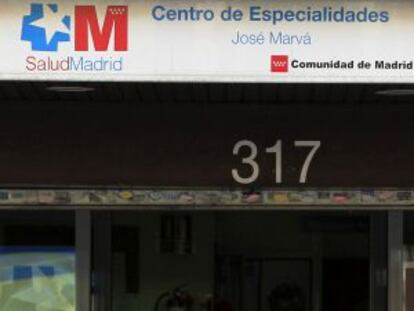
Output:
[1, 1, 414, 311]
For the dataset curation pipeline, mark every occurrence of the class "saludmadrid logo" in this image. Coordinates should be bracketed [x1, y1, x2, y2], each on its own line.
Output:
[21, 3, 128, 72]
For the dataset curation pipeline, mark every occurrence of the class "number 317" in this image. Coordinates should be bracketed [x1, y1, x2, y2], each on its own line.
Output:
[232, 140, 321, 185]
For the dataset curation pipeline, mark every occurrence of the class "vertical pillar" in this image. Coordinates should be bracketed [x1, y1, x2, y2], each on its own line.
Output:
[312, 234, 322, 311]
[76, 210, 92, 311]
[388, 211, 404, 311]
[370, 213, 387, 311]
[93, 212, 112, 311]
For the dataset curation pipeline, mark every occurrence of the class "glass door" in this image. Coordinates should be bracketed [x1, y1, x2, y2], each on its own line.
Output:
[90, 210, 383, 311]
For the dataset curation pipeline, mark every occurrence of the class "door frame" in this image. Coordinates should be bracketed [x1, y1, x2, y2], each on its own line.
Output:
[74, 210, 399, 311]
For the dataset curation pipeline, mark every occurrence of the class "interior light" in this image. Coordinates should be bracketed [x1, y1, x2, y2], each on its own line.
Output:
[46, 86, 95, 93]
[375, 89, 414, 96]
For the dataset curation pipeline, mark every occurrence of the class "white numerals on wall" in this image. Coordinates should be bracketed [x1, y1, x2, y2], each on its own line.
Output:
[232, 140, 321, 185]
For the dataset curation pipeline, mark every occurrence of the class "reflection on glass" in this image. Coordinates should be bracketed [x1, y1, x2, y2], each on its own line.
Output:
[0, 247, 75, 311]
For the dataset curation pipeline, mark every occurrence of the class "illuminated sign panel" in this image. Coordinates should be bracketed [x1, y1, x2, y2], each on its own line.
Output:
[0, 0, 413, 82]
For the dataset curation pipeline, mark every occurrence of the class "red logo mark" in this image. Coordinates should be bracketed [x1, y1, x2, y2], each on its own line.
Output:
[271, 55, 289, 73]
[75, 6, 128, 51]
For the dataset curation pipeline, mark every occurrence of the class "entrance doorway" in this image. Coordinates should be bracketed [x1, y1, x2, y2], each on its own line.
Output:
[90, 210, 383, 311]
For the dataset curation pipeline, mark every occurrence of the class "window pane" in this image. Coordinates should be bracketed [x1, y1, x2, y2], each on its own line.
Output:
[0, 211, 75, 311]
